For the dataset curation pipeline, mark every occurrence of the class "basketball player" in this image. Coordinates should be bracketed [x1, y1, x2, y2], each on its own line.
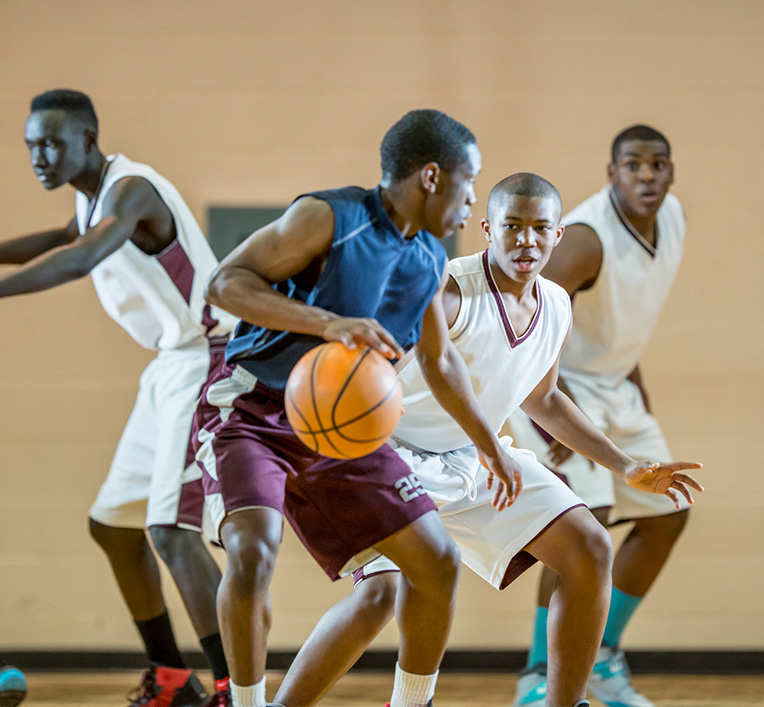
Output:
[0, 660, 26, 706]
[266, 174, 703, 707]
[192, 109, 525, 707]
[509, 125, 690, 707]
[0, 90, 233, 706]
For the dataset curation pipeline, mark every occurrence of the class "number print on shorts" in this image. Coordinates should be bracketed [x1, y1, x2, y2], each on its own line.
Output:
[395, 473, 427, 503]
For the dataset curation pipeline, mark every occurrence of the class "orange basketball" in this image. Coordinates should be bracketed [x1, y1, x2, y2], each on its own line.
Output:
[285, 342, 403, 459]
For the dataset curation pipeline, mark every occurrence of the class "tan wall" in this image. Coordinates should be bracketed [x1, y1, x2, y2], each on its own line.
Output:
[1, 0, 762, 652]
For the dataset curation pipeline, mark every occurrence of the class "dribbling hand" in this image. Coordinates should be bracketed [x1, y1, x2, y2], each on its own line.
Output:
[322, 317, 404, 360]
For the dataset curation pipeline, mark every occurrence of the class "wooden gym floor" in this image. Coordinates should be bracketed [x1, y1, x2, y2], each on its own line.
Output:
[19, 670, 764, 706]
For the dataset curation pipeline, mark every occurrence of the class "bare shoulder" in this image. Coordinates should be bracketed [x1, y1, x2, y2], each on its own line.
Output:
[99, 176, 166, 220]
[542, 222, 603, 295]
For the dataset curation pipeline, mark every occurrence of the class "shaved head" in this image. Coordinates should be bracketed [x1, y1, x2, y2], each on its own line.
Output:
[487, 172, 562, 224]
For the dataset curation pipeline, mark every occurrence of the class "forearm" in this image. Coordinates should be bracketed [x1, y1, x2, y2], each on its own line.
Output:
[0, 245, 91, 297]
[0, 229, 72, 265]
[205, 266, 340, 337]
[523, 390, 633, 476]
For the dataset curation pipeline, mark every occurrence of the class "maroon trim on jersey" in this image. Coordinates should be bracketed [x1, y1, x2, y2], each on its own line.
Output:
[481, 249, 543, 348]
[499, 503, 586, 590]
[608, 189, 657, 258]
[202, 303, 222, 334]
[156, 239, 194, 304]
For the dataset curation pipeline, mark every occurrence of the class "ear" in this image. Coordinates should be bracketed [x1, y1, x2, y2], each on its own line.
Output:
[553, 223, 565, 247]
[481, 217, 491, 243]
[667, 160, 675, 186]
[420, 162, 441, 194]
[606, 162, 616, 183]
[83, 127, 98, 153]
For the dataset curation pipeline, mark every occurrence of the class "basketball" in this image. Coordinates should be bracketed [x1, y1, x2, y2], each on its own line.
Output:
[285, 342, 403, 459]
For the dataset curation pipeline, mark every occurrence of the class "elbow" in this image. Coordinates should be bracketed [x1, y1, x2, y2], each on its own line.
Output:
[203, 268, 227, 307]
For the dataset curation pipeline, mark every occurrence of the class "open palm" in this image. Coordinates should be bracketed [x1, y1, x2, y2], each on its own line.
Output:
[624, 460, 704, 509]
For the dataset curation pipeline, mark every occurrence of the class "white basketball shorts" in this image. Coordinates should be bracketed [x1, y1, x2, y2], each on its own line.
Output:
[89, 345, 219, 530]
[357, 435, 584, 590]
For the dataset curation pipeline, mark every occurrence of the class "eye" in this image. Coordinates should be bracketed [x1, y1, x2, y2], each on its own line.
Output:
[504, 223, 519, 230]
[535, 225, 551, 232]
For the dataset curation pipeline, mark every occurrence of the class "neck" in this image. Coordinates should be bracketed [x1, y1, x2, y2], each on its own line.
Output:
[71, 151, 108, 200]
[379, 179, 423, 238]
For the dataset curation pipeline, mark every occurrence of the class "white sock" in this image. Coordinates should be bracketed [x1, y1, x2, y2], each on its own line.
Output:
[230, 677, 266, 707]
[390, 661, 438, 707]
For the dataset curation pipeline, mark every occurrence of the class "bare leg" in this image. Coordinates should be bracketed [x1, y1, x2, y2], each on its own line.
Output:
[612, 509, 688, 596]
[274, 573, 397, 706]
[217, 508, 283, 687]
[89, 519, 167, 621]
[373, 510, 460, 676]
[525, 506, 612, 707]
[149, 525, 223, 639]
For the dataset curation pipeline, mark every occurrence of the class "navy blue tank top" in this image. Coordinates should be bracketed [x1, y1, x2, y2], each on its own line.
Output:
[226, 186, 448, 389]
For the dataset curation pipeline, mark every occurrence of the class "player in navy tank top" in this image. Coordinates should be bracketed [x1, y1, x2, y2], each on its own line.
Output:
[193, 110, 523, 707]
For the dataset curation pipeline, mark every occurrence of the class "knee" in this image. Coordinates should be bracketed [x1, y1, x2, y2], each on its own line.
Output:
[355, 573, 398, 627]
[89, 517, 127, 551]
[222, 528, 280, 596]
[635, 508, 690, 545]
[415, 538, 461, 593]
[564, 518, 613, 584]
[149, 525, 201, 566]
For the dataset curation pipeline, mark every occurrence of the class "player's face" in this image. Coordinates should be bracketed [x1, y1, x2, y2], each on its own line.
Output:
[426, 143, 481, 238]
[25, 110, 90, 190]
[608, 139, 674, 219]
[482, 194, 563, 285]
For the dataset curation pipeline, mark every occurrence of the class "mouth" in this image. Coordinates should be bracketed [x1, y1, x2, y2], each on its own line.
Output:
[36, 172, 54, 184]
[639, 190, 659, 205]
[459, 211, 472, 228]
[513, 255, 538, 272]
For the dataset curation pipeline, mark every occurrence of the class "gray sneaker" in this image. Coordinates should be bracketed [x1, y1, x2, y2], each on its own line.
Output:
[588, 646, 654, 707]
[512, 664, 547, 707]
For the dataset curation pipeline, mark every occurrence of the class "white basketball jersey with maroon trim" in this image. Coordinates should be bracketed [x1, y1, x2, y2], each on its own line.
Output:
[560, 187, 685, 385]
[75, 154, 235, 350]
[394, 250, 572, 454]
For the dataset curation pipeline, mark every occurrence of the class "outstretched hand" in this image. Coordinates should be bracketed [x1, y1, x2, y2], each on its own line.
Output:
[623, 460, 704, 509]
[480, 448, 523, 511]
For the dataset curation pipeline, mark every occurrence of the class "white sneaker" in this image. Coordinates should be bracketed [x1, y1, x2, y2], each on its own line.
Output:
[588, 647, 654, 707]
[512, 664, 547, 707]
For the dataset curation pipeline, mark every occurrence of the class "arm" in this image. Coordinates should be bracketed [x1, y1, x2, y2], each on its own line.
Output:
[0, 218, 79, 265]
[521, 349, 703, 508]
[414, 269, 522, 510]
[204, 197, 402, 357]
[540, 222, 602, 296]
[626, 364, 651, 413]
[0, 177, 163, 298]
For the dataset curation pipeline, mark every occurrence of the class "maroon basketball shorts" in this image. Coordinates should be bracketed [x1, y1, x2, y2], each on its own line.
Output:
[193, 362, 436, 579]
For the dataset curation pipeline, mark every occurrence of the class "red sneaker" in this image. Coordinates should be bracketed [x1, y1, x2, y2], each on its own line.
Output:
[203, 678, 232, 707]
[127, 665, 208, 706]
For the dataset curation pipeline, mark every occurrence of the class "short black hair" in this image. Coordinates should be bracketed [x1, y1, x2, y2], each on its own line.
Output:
[487, 173, 562, 223]
[30, 89, 98, 131]
[611, 124, 670, 163]
[380, 109, 476, 181]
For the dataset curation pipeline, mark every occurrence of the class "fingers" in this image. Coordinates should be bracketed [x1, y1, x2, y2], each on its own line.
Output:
[665, 487, 682, 510]
[548, 440, 573, 467]
[486, 469, 494, 490]
[672, 472, 704, 493]
[663, 460, 703, 472]
[671, 481, 695, 505]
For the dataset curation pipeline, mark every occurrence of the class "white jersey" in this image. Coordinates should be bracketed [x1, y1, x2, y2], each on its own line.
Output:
[75, 154, 235, 350]
[394, 250, 572, 454]
[560, 186, 685, 385]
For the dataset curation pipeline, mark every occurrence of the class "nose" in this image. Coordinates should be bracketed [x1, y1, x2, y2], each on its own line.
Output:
[30, 145, 46, 168]
[637, 162, 655, 181]
[516, 227, 537, 247]
[467, 185, 477, 206]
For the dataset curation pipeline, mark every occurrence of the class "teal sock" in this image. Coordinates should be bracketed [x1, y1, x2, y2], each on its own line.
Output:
[602, 587, 643, 648]
[527, 606, 549, 668]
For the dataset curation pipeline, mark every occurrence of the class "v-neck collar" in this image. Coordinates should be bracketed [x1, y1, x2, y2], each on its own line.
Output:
[481, 250, 543, 348]
[608, 189, 657, 257]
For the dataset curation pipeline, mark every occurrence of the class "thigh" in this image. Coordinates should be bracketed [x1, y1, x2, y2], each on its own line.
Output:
[436, 441, 585, 589]
[285, 443, 436, 581]
[89, 361, 159, 529]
